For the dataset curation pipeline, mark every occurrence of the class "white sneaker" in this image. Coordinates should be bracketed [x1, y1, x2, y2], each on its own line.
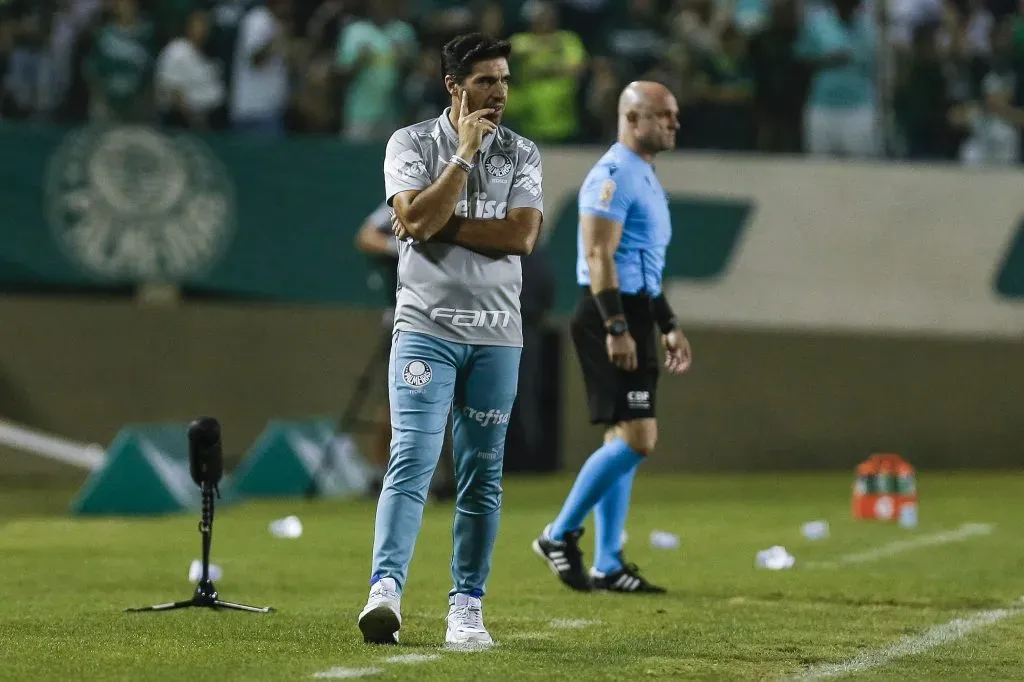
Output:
[357, 577, 402, 644]
[445, 593, 493, 648]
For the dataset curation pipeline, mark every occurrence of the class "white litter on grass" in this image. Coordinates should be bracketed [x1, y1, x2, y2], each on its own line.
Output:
[649, 530, 680, 549]
[788, 597, 1024, 681]
[804, 523, 994, 569]
[269, 515, 303, 539]
[801, 520, 830, 540]
[378, 651, 438, 659]
[312, 667, 382, 679]
[188, 559, 222, 582]
[756, 545, 795, 570]
[549, 619, 602, 629]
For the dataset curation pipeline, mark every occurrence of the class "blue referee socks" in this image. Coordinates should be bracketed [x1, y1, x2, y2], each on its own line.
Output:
[549, 438, 643, 549]
[593, 465, 637, 574]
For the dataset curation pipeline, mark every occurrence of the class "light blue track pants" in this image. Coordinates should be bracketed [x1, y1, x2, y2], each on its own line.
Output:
[370, 331, 522, 598]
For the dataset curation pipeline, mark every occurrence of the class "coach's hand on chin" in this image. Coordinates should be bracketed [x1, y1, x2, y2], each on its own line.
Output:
[455, 91, 496, 159]
[390, 93, 498, 246]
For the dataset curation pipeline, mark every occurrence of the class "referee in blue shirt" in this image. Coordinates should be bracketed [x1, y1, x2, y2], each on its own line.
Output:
[533, 82, 692, 593]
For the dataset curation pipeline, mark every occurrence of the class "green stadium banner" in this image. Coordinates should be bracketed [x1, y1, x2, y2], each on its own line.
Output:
[227, 417, 370, 499]
[0, 122, 387, 303]
[0, 122, 748, 315]
[70, 422, 225, 516]
[545, 193, 752, 311]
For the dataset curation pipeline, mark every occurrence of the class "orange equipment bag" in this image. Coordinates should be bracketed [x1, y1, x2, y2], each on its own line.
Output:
[851, 453, 918, 525]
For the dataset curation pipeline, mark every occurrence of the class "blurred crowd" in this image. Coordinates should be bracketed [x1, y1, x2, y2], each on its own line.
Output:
[1, 0, 1023, 164]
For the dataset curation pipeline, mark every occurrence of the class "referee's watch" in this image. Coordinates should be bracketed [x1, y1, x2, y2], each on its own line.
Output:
[606, 318, 628, 337]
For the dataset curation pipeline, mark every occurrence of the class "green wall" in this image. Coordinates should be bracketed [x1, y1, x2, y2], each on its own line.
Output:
[2, 123, 1022, 474]
[0, 123, 750, 316]
[1, 297, 1021, 473]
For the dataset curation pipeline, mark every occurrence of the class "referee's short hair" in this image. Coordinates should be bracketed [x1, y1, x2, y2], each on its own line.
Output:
[441, 32, 512, 83]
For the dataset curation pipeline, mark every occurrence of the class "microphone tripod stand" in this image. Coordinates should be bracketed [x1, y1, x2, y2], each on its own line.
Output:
[127, 417, 273, 614]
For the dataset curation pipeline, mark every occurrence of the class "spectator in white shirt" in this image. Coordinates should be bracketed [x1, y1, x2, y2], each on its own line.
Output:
[155, 9, 224, 130]
[229, 0, 292, 135]
[959, 20, 1022, 166]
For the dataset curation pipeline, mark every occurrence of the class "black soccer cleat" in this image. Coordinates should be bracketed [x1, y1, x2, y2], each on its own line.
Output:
[590, 553, 666, 594]
[532, 525, 593, 592]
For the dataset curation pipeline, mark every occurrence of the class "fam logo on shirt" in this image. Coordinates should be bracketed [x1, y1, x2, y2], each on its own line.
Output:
[484, 153, 513, 180]
[44, 124, 236, 281]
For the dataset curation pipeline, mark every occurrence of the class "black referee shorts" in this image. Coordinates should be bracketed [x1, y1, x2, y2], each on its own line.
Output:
[570, 288, 659, 426]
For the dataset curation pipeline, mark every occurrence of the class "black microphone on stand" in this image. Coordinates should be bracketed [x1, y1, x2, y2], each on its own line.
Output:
[126, 417, 274, 614]
[189, 415, 223, 492]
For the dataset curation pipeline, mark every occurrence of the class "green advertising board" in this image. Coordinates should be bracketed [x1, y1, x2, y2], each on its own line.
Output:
[0, 122, 750, 314]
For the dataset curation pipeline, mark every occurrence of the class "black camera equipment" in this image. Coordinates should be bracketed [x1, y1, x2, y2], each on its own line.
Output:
[126, 417, 274, 614]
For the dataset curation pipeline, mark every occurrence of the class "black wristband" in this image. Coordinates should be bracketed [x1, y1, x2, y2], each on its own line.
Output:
[652, 293, 677, 334]
[593, 288, 625, 324]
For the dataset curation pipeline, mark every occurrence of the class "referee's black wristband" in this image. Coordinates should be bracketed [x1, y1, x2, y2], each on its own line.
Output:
[652, 293, 677, 334]
[593, 287, 625, 324]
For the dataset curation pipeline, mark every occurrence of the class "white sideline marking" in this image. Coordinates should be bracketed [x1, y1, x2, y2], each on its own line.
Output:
[549, 619, 602, 629]
[0, 419, 104, 470]
[804, 523, 994, 569]
[442, 642, 496, 653]
[790, 598, 1024, 681]
[312, 668, 382, 679]
[382, 654, 440, 664]
[505, 631, 553, 640]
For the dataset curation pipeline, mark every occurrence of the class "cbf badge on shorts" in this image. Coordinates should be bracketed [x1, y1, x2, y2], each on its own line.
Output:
[402, 360, 432, 388]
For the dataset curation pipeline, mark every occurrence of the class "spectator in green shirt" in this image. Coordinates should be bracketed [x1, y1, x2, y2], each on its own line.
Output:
[335, 0, 417, 141]
[506, 1, 587, 143]
[84, 0, 155, 123]
[893, 22, 949, 160]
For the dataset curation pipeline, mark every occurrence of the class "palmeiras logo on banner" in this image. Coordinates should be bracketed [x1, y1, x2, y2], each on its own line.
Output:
[44, 125, 236, 281]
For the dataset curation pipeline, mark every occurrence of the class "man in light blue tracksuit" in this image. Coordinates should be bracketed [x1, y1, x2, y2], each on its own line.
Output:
[355, 31, 544, 649]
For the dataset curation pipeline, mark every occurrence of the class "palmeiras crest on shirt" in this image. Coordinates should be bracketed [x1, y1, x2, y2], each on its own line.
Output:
[402, 360, 432, 388]
[44, 125, 236, 281]
[484, 152, 513, 179]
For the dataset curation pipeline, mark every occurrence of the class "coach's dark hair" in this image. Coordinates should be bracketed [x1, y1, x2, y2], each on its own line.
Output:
[441, 32, 512, 83]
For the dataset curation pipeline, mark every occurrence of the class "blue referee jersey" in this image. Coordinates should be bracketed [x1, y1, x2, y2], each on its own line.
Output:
[576, 142, 672, 296]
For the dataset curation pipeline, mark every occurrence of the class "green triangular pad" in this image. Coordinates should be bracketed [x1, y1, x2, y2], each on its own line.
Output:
[228, 417, 370, 499]
[70, 424, 201, 516]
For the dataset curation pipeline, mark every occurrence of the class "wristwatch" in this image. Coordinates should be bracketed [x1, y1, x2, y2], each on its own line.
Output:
[606, 319, 628, 337]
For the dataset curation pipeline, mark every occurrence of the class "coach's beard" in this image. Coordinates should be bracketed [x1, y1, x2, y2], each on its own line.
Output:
[484, 102, 505, 124]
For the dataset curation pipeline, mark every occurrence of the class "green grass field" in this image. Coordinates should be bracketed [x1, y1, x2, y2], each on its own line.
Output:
[3, 471, 1024, 681]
